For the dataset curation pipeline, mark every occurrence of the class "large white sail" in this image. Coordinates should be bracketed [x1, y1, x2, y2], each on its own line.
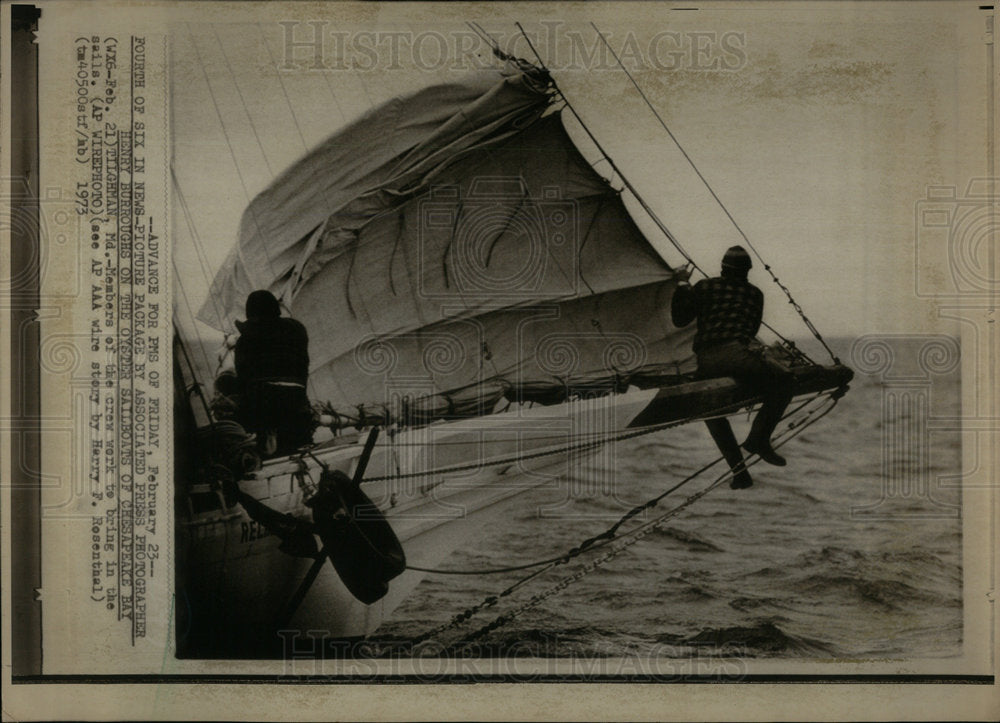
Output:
[199, 61, 696, 410]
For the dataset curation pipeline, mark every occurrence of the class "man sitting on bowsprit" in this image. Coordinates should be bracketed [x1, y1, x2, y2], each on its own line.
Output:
[234, 290, 313, 457]
[671, 246, 793, 466]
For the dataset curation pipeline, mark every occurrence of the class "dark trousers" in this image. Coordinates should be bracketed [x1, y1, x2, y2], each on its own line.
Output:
[696, 341, 794, 444]
[237, 382, 313, 457]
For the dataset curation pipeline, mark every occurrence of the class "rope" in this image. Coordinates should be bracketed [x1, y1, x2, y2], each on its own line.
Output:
[466, 21, 500, 53]
[173, 323, 215, 424]
[454, 392, 838, 644]
[512, 23, 815, 363]
[405, 390, 836, 644]
[512, 22, 700, 271]
[405, 450, 729, 576]
[589, 23, 839, 365]
[359, 397, 757, 485]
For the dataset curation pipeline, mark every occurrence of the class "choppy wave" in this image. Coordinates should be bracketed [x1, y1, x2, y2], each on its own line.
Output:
[375, 341, 964, 658]
[650, 527, 726, 552]
[678, 623, 838, 657]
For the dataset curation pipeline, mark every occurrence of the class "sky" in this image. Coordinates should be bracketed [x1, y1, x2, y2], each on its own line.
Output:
[170, 2, 989, 364]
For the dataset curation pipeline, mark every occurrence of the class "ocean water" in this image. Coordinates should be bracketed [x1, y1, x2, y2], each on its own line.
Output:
[378, 341, 963, 659]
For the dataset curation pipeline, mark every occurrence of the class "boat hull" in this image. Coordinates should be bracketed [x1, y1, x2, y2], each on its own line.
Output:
[176, 387, 659, 656]
[176, 364, 851, 657]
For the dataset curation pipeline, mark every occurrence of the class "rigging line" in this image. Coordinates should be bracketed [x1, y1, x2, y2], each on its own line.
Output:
[319, 54, 349, 124]
[455, 393, 840, 643]
[589, 22, 839, 364]
[409, 453, 737, 642]
[213, 25, 276, 177]
[466, 21, 499, 52]
[557, 112, 798, 353]
[171, 167, 228, 331]
[513, 22, 701, 274]
[512, 25, 804, 360]
[359, 403, 704, 483]
[753, 318, 816, 365]
[258, 22, 309, 151]
[323, 373, 796, 458]
[333, 372, 818, 450]
[405, 390, 835, 644]
[172, 257, 215, 379]
[173, 320, 217, 425]
[404, 388, 828, 578]
[406, 450, 727, 576]
[185, 23, 280, 280]
[558, 96, 697, 270]
[354, 66, 378, 114]
[459, 472, 738, 643]
[574, 193, 606, 297]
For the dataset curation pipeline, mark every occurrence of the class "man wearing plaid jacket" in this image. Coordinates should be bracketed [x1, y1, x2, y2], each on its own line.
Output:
[671, 246, 793, 466]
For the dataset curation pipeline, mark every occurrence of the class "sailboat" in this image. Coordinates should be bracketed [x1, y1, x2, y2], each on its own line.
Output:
[173, 44, 852, 658]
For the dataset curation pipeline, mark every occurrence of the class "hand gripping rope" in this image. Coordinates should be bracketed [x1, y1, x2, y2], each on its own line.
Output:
[508, 21, 840, 366]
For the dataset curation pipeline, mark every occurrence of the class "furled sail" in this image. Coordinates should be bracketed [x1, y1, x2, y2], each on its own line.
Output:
[198, 62, 554, 330]
[199, 60, 697, 413]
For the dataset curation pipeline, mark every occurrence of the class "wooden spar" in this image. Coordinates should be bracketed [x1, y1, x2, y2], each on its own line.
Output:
[627, 361, 851, 489]
[627, 362, 853, 429]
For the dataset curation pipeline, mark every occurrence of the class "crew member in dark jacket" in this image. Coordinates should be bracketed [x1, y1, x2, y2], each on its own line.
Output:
[671, 246, 793, 466]
[234, 290, 313, 457]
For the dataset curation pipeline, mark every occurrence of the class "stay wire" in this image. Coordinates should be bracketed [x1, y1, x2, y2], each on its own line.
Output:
[361, 393, 773, 485]
[589, 23, 839, 365]
[405, 390, 835, 644]
[173, 321, 216, 425]
[405, 451, 727, 577]
[466, 21, 499, 52]
[515, 22, 819, 364]
[405, 388, 824, 577]
[487, 21, 811, 364]
[511, 22, 701, 273]
[403, 415, 732, 643]
[455, 392, 839, 644]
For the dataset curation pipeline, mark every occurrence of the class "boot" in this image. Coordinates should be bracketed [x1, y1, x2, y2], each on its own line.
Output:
[741, 393, 790, 467]
[741, 435, 786, 467]
[730, 465, 754, 489]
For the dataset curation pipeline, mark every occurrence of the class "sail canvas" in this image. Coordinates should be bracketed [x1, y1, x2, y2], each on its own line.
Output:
[200, 63, 694, 409]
